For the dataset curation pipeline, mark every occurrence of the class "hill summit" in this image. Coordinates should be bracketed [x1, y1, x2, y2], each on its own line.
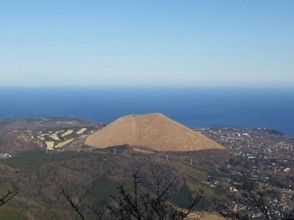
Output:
[85, 113, 223, 151]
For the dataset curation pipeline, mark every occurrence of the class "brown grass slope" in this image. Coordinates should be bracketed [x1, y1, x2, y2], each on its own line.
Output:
[85, 113, 223, 151]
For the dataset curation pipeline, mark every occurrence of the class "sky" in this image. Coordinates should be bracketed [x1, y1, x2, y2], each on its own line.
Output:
[0, 0, 293, 88]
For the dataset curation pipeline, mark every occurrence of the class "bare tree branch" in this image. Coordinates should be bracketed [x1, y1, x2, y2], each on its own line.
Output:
[60, 171, 203, 220]
[0, 187, 19, 207]
[60, 187, 85, 220]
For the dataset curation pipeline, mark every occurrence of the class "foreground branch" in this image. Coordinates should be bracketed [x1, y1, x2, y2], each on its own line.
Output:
[60, 187, 85, 220]
[0, 187, 19, 207]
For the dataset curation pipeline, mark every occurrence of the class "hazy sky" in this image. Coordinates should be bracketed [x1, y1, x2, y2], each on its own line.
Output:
[0, 0, 293, 87]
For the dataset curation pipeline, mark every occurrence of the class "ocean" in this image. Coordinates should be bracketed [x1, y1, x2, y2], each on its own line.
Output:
[0, 87, 293, 137]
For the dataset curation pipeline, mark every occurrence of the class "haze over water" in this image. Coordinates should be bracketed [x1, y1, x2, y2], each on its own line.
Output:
[0, 87, 293, 137]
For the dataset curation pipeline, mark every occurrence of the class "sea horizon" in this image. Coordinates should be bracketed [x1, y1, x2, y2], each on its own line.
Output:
[0, 87, 293, 137]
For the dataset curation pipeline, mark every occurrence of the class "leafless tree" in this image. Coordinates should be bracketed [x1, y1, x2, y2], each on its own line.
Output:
[0, 187, 19, 208]
[60, 172, 203, 220]
[60, 187, 86, 220]
[106, 172, 203, 220]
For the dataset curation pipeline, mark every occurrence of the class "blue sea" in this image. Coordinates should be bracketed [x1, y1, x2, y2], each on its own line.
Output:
[0, 87, 293, 137]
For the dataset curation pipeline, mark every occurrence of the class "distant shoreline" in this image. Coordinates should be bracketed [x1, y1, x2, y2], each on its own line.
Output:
[0, 88, 293, 136]
[0, 116, 292, 138]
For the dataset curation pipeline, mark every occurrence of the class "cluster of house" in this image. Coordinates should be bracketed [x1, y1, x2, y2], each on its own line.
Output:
[201, 128, 293, 218]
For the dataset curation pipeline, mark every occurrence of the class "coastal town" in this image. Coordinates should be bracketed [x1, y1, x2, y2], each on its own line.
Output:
[201, 128, 293, 184]
[201, 128, 293, 218]
[0, 118, 293, 219]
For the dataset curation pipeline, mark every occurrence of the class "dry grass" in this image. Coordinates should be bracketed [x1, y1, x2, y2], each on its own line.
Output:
[187, 212, 225, 220]
[55, 138, 74, 148]
[45, 141, 55, 150]
[76, 128, 87, 135]
[35, 128, 87, 150]
[61, 130, 74, 137]
[85, 113, 223, 152]
[50, 132, 60, 141]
